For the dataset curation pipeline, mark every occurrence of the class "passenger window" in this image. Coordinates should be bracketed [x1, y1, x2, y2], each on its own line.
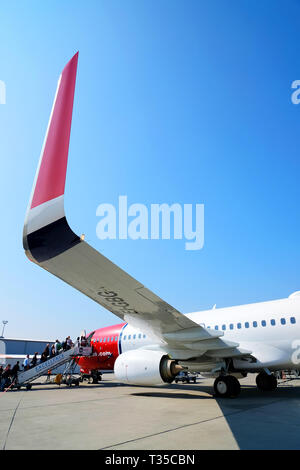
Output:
[128, 335, 131, 340]
[245, 322, 249, 328]
[138, 334, 142, 339]
[133, 334, 136, 339]
[280, 318, 286, 325]
[215, 325, 219, 330]
[143, 334, 146, 338]
[97, 338, 99, 342]
[222, 325, 226, 330]
[262, 320, 266, 327]
[103, 337, 106, 342]
[270, 319, 276, 326]
[229, 324, 234, 330]
[111, 336, 114, 341]
[123, 335, 127, 340]
[115, 336, 118, 341]
[291, 317, 296, 324]
[237, 323, 241, 329]
[107, 337, 110, 342]
[253, 321, 257, 327]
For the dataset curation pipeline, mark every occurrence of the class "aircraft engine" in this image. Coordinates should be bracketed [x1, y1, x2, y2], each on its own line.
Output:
[114, 350, 182, 386]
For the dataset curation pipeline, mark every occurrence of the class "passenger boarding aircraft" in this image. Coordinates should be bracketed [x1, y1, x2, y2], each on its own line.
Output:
[23, 53, 300, 398]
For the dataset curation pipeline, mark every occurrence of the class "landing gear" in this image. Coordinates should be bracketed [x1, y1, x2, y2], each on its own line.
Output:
[256, 372, 277, 392]
[214, 375, 241, 398]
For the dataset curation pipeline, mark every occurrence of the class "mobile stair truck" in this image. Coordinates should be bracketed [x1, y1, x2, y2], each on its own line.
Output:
[14, 344, 92, 390]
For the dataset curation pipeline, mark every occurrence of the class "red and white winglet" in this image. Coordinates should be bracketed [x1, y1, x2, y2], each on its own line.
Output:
[23, 53, 81, 263]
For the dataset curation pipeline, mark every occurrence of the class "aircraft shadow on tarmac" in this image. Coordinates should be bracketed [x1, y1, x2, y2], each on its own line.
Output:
[131, 391, 212, 399]
[131, 379, 300, 450]
[216, 382, 300, 450]
[131, 382, 214, 399]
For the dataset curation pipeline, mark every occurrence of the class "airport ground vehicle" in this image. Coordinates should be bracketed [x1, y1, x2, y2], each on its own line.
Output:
[79, 370, 102, 384]
[174, 371, 197, 384]
[23, 53, 300, 399]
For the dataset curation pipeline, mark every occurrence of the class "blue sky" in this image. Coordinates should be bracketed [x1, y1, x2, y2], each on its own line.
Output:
[1, 0, 300, 340]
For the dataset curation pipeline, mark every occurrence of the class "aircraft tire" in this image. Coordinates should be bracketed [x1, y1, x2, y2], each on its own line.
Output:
[256, 372, 277, 392]
[214, 375, 241, 398]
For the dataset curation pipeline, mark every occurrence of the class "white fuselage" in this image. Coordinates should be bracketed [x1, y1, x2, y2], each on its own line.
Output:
[119, 292, 300, 372]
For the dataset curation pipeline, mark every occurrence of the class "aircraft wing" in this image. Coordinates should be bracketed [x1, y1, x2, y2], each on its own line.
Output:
[23, 53, 251, 360]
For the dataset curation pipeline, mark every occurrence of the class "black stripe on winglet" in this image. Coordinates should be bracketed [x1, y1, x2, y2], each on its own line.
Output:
[25, 217, 81, 263]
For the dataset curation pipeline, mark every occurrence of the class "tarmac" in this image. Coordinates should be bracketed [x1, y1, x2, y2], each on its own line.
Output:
[1, 373, 300, 450]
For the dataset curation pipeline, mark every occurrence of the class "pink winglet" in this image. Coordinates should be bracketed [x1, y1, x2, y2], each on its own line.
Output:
[31, 52, 79, 209]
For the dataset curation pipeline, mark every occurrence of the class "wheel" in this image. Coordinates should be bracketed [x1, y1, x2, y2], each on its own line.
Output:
[214, 375, 241, 398]
[256, 372, 277, 392]
[175, 379, 178, 383]
[193, 378, 196, 383]
[26, 383, 32, 390]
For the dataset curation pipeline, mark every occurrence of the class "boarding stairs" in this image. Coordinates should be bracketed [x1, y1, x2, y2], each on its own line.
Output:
[16, 344, 92, 389]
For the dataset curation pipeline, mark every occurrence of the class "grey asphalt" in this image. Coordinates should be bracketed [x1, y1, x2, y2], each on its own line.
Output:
[1, 373, 300, 450]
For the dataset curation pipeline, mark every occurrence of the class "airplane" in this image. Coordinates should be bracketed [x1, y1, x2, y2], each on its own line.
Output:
[23, 52, 300, 398]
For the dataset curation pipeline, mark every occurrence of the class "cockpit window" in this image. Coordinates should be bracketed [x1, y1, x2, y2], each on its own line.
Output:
[87, 331, 96, 345]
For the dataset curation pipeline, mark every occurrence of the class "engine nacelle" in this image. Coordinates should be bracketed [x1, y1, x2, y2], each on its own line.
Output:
[114, 349, 181, 386]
